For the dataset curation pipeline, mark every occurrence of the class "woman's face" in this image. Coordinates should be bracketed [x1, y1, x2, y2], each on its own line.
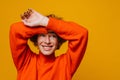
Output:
[37, 32, 58, 55]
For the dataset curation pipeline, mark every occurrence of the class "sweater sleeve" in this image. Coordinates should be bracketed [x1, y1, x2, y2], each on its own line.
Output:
[9, 22, 47, 70]
[47, 18, 88, 75]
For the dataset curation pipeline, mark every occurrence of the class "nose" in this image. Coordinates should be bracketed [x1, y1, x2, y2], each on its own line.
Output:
[44, 36, 50, 44]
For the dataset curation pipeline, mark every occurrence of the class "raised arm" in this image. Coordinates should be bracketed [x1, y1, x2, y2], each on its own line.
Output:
[9, 22, 47, 70]
[47, 18, 88, 75]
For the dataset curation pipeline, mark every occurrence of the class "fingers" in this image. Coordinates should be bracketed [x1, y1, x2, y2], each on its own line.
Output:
[20, 9, 33, 20]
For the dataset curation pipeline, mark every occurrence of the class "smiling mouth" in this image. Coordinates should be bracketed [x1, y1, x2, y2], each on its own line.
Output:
[42, 45, 53, 51]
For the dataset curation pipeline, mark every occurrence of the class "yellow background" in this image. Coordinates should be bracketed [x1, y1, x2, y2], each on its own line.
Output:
[0, 0, 120, 80]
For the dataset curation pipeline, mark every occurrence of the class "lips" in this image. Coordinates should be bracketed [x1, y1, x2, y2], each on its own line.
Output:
[42, 45, 53, 51]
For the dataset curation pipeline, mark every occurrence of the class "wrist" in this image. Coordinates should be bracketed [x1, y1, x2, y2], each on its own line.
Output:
[40, 17, 49, 27]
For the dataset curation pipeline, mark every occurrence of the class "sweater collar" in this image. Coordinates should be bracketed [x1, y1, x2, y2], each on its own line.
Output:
[38, 52, 55, 64]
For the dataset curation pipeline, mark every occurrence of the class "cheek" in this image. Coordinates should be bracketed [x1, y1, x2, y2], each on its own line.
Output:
[37, 37, 43, 44]
[53, 39, 58, 47]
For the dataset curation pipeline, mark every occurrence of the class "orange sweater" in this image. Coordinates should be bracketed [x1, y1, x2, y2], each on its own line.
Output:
[9, 18, 88, 80]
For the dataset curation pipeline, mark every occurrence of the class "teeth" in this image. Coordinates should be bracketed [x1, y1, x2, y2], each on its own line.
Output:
[44, 46, 50, 47]
[42, 45, 53, 51]
[43, 45, 52, 47]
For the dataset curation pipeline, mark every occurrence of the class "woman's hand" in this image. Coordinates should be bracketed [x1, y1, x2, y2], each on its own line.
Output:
[21, 9, 49, 27]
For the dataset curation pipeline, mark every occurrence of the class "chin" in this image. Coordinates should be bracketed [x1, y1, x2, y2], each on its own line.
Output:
[41, 51, 54, 56]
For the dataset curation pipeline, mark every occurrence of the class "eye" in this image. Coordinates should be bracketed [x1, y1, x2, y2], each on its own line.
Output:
[52, 35, 57, 38]
[50, 34, 57, 38]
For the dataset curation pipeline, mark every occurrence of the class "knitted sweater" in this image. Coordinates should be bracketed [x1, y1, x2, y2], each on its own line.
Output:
[9, 18, 88, 80]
